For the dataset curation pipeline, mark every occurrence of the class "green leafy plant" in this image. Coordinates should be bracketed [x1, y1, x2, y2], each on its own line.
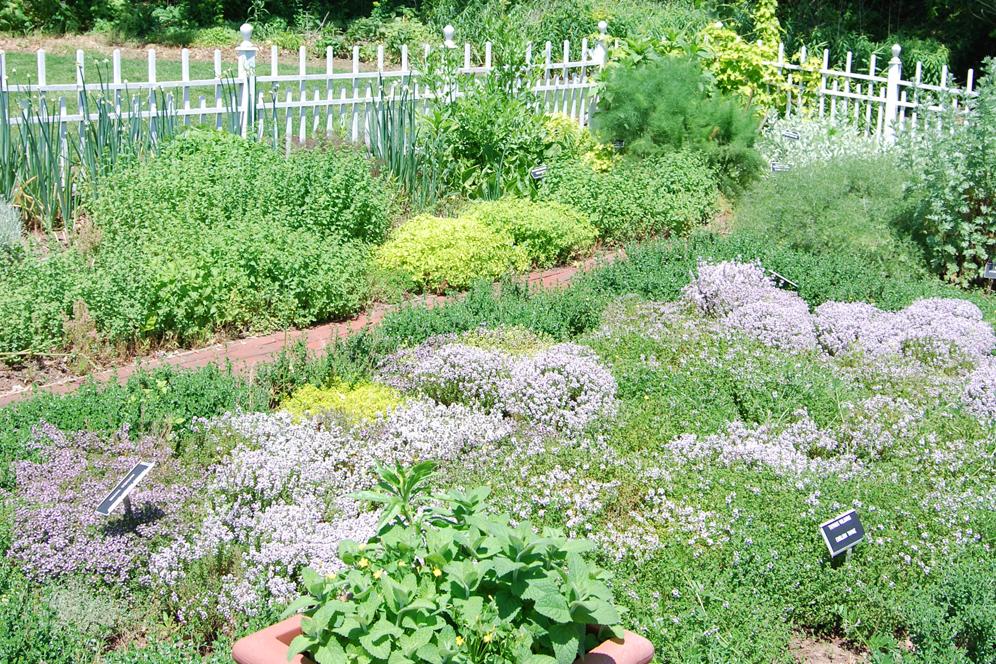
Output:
[593, 55, 764, 196]
[539, 151, 717, 243]
[462, 198, 597, 267]
[903, 59, 996, 287]
[376, 215, 529, 292]
[735, 153, 924, 276]
[284, 462, 625, 664]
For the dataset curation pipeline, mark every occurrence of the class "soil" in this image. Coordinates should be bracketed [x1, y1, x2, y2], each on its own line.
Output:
[0, 356, 76, 396]
[789, 635, 869, 663]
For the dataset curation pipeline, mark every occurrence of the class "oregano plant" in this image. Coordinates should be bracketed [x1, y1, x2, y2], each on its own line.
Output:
[282, 461, 625, 663]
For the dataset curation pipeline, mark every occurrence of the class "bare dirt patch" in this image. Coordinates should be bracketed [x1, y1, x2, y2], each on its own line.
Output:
[789, 635, 869, 663]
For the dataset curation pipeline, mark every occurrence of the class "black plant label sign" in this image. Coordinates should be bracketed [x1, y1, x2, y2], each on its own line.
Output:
[984, 260, 996, 280]
[770, 162, 792, 172]
[96, 461, 155, 516]
[530, 164, 548, 180]
[819, 509, 865, 558]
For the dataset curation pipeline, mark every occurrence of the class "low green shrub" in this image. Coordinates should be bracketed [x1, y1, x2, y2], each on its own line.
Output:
[93, 129, 396, 245]
[539, 151, 717, 243]
[0, 248, 86, 354]
[903, 60, 996, 287]
[0, 129, 396, 352]
[735, 154, 924, 275]
[84, 223, 373, 344]
[592, 55, 764, 196]
[375, 215, 529, 292]
[462, 198, 597, 267]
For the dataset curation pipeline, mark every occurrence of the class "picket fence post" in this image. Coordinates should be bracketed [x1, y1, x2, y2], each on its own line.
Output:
[236, 23, 257, 138]
[591, 21, 608, 66]
[883, 44, 902, 144]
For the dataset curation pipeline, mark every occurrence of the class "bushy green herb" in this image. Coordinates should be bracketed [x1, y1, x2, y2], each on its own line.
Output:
[735, 153, 924, 275]
[376, 215, 529, 292]
[593, 55, 764, 196]
[539, 151, 717, 243]
[903, 59, 996, 286]
[285, 462, 624, 664]
[462, 198, 597, 267]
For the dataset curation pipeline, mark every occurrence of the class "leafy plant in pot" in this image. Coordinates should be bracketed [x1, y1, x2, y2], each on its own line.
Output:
[231, 462, 653, 664]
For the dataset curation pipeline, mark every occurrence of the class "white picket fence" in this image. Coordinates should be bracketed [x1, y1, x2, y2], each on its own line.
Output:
[768, 43, 977, 141]
[0, 22, 607, 151]
[0, 21, 981, 149]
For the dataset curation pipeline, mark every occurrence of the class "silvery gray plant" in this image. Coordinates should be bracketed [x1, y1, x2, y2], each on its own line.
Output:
[0, 196, 21, 251]
[757, 113, 885, 169]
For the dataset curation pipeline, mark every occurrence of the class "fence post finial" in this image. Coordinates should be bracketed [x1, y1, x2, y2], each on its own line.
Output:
[884, 43, 902, 145]
[443, 25, 456, 49]
[592, 20, 608, 66]
[236, 23, 257, 138]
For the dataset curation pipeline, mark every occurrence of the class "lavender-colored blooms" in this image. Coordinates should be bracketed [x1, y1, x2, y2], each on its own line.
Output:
[682, 260, 774, 316]
[721, 288, 818, 352]
[7, 422, 196, 583]
[813, 301, 900, 356]
[962, 359, 996, 424]
[667, 412, 851, 476]
[814, 298, 994, 362]
[499, 344, 618, 432]
[151, 400, 516, 617]
[379, 335, 618, 433]
[839, 396, 919, 459]
[682, 261, 817, 351]
[684, 261, 995, 361]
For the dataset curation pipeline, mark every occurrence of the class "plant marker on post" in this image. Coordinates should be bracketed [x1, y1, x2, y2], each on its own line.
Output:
[236, 23, 257, 138]
[591, 21, 608, 66]
[883, 44, 902, 145]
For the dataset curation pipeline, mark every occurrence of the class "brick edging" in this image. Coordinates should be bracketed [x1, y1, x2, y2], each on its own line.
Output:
[0, 252, 622, 408]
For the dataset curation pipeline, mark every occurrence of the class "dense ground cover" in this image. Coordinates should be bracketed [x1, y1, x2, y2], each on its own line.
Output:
[1, 230, 994, 662]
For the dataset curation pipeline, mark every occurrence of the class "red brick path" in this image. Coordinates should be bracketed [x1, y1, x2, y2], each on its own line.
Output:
[0, 256, 617, 408]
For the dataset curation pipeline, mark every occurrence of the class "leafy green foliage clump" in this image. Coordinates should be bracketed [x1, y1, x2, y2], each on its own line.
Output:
[285, 462, 624, 664]
[735, 154, 924, 275]
[462, 198, 597, 267]
[0, 129, 398, 352]
[904, 60, 996, 286]
[376, 215, 529, 292]
[539, 151, 717, 243]
[593, 55, 764, 196]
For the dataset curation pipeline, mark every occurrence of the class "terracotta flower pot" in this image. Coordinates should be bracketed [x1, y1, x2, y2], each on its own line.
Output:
[232, 615, 654, 664]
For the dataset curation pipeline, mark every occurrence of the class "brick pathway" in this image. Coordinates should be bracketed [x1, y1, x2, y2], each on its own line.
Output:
[0, 256, 617, 408]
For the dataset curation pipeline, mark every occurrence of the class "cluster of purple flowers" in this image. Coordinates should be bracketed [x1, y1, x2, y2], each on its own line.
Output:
[7, 422, 196, 583]
[151, 401, 515, 618]
[683, 261, 995, 363]
[962, 359, 996, 425]
[815, 298, 995, 363]
[379, 334, 618, 433]
[839, 396, 919, 459]
[667, 411, 853, 477]
[682, 261, 818, 352]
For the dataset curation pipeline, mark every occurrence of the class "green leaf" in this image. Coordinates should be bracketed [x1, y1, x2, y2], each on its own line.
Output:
[548, 623, 583, 664]
[522, 575, 572, 623]
[311, 637, 347, 663]
[280, 595, 318, 620]
[287, 634, 317, 659]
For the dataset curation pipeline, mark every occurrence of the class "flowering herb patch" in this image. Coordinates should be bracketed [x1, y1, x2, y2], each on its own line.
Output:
[3, 274, 994, 663]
